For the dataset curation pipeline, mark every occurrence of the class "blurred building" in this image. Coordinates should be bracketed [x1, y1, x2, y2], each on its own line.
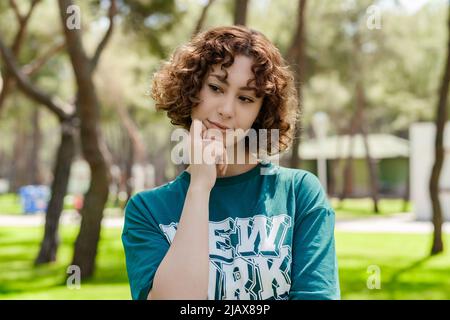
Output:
[299, 133, 409, 198]
[410, 122, 450, 221]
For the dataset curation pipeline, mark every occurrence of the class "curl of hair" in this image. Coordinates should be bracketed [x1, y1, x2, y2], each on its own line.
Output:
[151, 25, 300, 155]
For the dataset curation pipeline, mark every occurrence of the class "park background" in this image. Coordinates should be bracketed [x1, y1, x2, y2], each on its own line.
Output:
[0, 0, 450, 299]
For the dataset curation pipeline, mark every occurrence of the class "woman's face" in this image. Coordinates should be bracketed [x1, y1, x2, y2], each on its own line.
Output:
[191, 55, 263, 149]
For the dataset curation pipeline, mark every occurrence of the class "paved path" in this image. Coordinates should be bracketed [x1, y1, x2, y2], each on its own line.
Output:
[0, 210, 124, 228]
[335, 213, 450, 233]
[0, 211, 449, 233]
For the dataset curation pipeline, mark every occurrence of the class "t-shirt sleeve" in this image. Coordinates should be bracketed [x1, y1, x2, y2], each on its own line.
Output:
[121, 193, 170, 300]
[289, 172, 341, 300]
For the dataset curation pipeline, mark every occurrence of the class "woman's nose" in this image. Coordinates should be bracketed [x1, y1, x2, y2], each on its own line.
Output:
[217, 95, 235, 119]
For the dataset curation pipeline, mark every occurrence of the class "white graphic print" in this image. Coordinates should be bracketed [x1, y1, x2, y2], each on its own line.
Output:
[159, 214, 292, 300]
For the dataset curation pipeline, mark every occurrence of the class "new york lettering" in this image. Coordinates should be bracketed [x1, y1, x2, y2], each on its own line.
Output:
[159, 214, 292, 300]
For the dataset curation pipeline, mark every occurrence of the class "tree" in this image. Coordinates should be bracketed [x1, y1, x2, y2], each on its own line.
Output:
[0, 0, 41, 113]
[0, 35, 77, 264]
[351, 31, 380, 213]
[0, 0, 65, 192]
[429, 2, 450, 255]
[233, 0, 249, 26]
[287, 0, 307, 170]
[0, 0, 81, 264]
[57, 0, 117, 278]
[193, 0, 217, 35]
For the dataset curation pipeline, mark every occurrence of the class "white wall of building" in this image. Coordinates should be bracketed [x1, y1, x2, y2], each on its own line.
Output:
[410, 122, 450, 221]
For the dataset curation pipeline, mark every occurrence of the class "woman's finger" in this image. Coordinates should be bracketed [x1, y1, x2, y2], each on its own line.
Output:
[201, 120, 208, 139]
[204, 127, 223, 142]
[221, 145, 228, 175]
[190, 118, 203, 141]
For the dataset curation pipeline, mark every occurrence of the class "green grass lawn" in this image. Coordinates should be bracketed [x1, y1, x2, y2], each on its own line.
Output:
[0, 226, 130, 299]
[0, 225, 449, 299]
[0, 193, 23, 215]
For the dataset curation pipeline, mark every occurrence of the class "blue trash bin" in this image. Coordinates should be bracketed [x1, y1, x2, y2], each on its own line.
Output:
[19, 185, 50, 215]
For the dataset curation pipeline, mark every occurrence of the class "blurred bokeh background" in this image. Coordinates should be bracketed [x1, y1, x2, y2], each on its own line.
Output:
[0, 0, 449, 299]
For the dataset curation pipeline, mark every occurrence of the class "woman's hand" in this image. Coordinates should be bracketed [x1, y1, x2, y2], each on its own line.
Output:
[188, 118, 228, 191]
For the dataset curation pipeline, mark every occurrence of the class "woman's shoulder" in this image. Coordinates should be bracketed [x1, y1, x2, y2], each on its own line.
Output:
[270, 163, 318, 187]
[132, 174, 188, 201]
[125, 175, 188, 220]
[271, 164, 332, 213]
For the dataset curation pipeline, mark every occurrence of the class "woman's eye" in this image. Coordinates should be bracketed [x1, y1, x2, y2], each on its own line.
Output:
[208, 84, 221, 93]
[239, 96, 254, 103]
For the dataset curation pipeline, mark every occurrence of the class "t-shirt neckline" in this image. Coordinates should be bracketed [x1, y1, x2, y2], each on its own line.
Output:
[179, 161, 273, 187]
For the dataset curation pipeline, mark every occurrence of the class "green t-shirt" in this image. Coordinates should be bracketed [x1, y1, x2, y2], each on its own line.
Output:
[121, 161, 340, 300]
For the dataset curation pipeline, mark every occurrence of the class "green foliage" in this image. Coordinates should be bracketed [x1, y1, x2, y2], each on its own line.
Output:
[121, 0, 184, 57]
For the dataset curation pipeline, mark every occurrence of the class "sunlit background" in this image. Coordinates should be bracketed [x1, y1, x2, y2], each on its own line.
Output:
[0, 0, 449, 299]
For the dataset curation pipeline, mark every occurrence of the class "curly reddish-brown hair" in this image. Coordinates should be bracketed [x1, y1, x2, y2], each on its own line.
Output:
[151, 25, 300, 155]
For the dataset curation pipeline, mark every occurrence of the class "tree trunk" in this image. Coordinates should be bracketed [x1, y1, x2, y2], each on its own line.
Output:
[0, 77, 13, 113]
[429, 3, 450, 256]
[233, 0, 249, 26]
[328, 160, 335, 196]
[193, 0, 216, 35]
[339, 107, 361, 202]
[287, 0, 307, 169]
[115, 104, 148, 199]
[152, 145, 169, 186]
[29, 107, 43, 185]
[71, 160, 109, 278]
[68, 96, 110, 279]
[125, 137, 134, 203]
[360, 123, 379, 213]
[10, 115, 28, 192]
[352, 32, 379, 212]
[58, 0, 113, 278]
[402, 168, 410, 212]
[35, 122, 76, 264]
[339, 134, 354, 201]
[355, 78, 380, 213]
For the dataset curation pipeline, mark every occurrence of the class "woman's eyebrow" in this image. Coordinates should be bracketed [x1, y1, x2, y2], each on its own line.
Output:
[209, 74, 257, 92]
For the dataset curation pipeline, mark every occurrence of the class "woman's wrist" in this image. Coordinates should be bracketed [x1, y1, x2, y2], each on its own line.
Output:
[188, 182, 212, 194]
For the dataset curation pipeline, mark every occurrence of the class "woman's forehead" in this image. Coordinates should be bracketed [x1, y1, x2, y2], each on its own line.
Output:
[208, 56, 255, 81]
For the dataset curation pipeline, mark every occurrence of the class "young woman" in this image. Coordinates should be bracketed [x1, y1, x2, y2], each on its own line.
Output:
[122, 25, 340, 300]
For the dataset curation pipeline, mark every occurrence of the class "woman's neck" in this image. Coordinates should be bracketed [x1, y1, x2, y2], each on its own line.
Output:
[185, 150, 259, 178]
[221, 150, 259, 177]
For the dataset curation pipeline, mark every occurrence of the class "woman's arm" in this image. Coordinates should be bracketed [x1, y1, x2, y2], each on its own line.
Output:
[148, 184, 211, 299]
[148, 119, 226, 299]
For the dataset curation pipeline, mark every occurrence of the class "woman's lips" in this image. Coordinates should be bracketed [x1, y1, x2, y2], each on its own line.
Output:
[207, 119, 229, 131]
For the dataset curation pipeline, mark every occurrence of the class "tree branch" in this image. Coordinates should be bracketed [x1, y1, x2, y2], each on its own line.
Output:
[192, 0, 216, 36]
[115, 104, 147, 164]
[0, 36, 72, 121]
[9, 0, 23, 23]
[10, 0, 41, 54]
[22, 39, 66, 76]
[286, 0, 307, 66]
[91, 0, 117, 71]
[0, 0, 42, 113]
